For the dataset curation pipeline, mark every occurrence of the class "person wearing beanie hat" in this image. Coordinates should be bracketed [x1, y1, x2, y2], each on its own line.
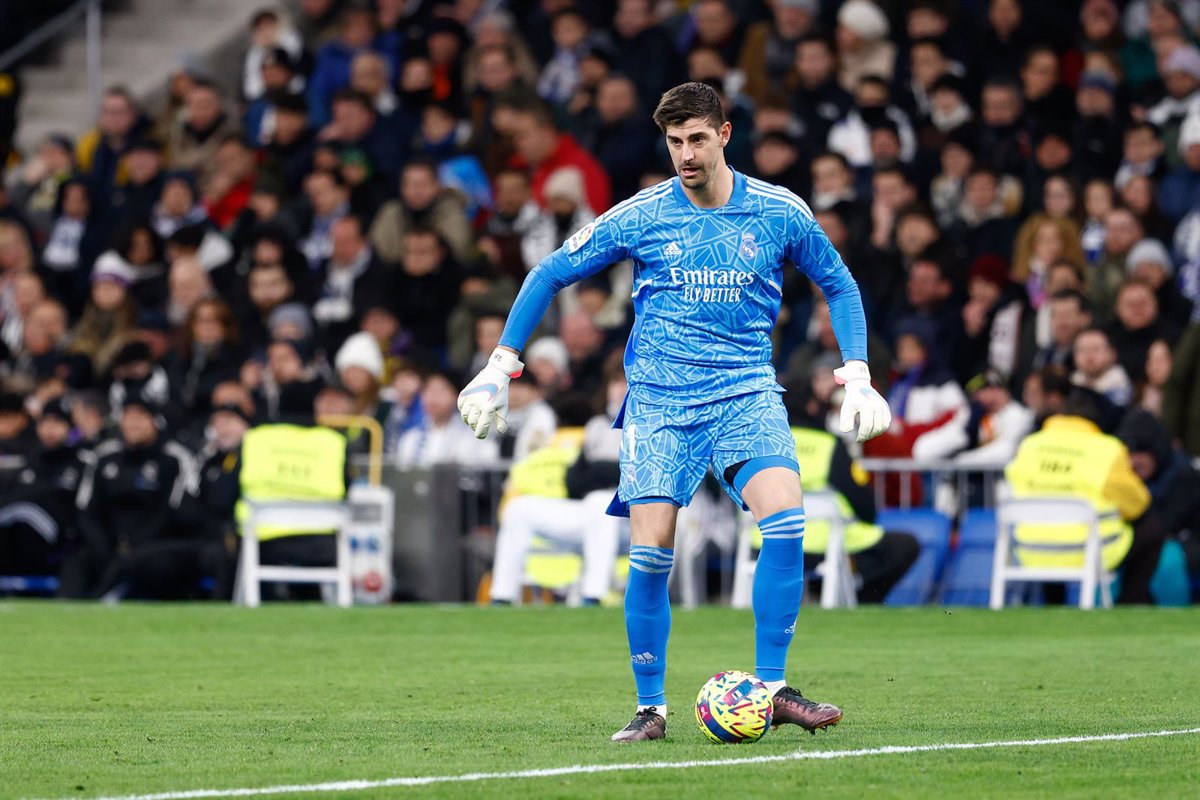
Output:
[335, 330, 384, 379]
[334, 331, 385, 416]
[1126, 238, 1194, 326]
[90, 252, 135, 288]
[523, 166, 597, 278]
[524, 336, 570, 395]
[38, 395, 73, 426]
[543, 166, 588, 208]
[267, 302, 314, 342]
[209, 401, 252, 448]
[1148, 45, 1200, 171]
[1125, 238, 1174, 277]
[836, 0, 895, 92]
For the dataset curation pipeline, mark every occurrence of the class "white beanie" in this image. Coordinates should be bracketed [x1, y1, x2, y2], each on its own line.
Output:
[543, 166, 586, 206]
[1126, 238, 1174, 276]
[1179, 113, 1200, 155]
[335, 331, 384, 379]
[838, 0, 889, 40]
[525, 336, 569, 374]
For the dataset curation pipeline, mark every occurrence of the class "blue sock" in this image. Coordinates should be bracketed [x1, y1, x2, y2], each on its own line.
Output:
[753, 508, 805, 683]
[625, 545, 674, 707]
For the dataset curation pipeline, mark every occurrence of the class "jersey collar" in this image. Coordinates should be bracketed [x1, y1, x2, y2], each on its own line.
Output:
[671, 166, 746, 210]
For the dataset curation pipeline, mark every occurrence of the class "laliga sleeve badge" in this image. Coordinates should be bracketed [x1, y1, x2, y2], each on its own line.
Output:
[566, 222, 595, 254]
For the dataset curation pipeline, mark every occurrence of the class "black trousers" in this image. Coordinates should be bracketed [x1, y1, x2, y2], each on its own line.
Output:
[803, 531, 920, 604]
[1117, 516, 1169, 605]
[91, 540, 229, 600]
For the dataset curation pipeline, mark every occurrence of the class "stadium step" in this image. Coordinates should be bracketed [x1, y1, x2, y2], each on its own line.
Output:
[14, 0, 258, 153]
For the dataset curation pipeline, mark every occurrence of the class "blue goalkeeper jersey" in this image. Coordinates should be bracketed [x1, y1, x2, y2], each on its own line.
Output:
[499, 167, 868, 406]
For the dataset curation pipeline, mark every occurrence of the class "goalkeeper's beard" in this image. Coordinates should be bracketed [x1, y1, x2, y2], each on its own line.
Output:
[679, 161, 707, 188]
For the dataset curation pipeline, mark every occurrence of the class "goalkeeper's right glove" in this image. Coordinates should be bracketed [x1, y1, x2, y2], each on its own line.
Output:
[457, 347, 524, 439]
[833, 360, 891, 443]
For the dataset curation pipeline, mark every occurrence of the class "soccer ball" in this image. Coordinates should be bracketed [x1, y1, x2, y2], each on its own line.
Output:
[694, 670, 773, 743]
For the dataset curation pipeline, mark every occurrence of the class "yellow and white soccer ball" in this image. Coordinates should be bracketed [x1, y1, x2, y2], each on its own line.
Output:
[695, 670, 773, 743]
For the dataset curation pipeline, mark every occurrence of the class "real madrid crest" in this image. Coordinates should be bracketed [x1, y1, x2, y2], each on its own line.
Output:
[740, 232, 758, 260]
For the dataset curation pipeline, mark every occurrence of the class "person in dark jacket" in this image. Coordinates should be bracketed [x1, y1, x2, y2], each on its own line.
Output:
[312, 214, 394, 353]
[1117, 409, 1200, 544]
[108, 137, 167, 228]
[393, 227, 461, 354]
[171, 298, 244, 424]
[0, 395, 87, 586]
[261, 93, 317, 197]
[0, 390, 39, 496]
[253, 337, 325, 423]
[73, 394, 212, 599]
[577, 75, 659, 202]
[184, 384, 257, 599]
[789, 35, 854, 149]
[1106, 278, 1181, 383]
[610, 0, 680, 113]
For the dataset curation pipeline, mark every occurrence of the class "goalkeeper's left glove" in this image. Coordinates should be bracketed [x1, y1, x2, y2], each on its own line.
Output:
[457, 347, 524, 439]
[833, 360, 891, 443]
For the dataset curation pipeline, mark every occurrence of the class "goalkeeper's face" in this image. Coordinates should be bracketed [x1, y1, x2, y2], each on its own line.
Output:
[665, 118, 731, 191]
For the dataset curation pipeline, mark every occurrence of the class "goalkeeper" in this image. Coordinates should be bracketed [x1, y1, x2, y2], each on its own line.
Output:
[458, 83, 890, 742]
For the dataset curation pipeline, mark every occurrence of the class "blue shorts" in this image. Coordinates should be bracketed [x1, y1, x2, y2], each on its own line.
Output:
[609, 390, 798, 517]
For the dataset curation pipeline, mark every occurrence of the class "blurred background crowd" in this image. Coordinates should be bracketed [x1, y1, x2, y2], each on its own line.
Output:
[1, 0, 1199, 601]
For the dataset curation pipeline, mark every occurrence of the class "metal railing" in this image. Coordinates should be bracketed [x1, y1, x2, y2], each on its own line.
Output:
[0, 0, 102, 116]
[857, 458, 1007, 514]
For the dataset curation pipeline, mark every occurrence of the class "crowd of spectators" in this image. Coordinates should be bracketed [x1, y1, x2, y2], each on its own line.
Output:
[1, 0, 1199, 597]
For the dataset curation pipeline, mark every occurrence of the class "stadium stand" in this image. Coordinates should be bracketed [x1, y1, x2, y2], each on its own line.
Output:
[1, 0, 1198, 605]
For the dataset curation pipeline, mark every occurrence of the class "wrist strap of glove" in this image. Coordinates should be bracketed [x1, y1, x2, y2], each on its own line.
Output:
[489, 347, 525, 379]
[833, 359, 870, 386]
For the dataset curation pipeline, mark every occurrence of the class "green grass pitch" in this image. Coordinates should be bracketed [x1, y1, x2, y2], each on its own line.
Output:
[2, 603, 1198, 799]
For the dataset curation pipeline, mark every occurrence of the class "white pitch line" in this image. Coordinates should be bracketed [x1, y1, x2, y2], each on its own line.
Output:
[36, 727, 1200, 800]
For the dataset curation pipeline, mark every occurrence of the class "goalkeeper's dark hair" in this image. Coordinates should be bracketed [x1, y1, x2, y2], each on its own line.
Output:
[652, 81, 726, 134]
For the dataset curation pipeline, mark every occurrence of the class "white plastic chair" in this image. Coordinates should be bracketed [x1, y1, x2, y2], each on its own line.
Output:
[990, 497, 1112, 610]
[235, 500, 352, 608]
[673, 489, 737, 609]
[731, 491, 856, 610]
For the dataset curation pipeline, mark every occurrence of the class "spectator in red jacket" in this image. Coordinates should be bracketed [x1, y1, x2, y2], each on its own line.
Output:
[508, 101, 611, 213]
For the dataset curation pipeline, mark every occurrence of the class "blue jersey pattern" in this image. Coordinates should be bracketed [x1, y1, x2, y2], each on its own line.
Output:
[499, 168, 867, 406]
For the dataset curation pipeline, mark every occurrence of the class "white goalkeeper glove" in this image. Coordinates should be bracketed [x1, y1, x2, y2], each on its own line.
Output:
[458, 347, 524, 439]
[833, 360, 891, 443]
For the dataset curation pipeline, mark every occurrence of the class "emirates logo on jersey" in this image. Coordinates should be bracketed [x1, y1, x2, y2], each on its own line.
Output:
[669, 267, 754, 303]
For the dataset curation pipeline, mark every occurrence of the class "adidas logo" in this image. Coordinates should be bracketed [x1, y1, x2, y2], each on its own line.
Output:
[784, 624, 795, 635]
[664, 242, 682, 258]
[631, 651, 658, 664]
